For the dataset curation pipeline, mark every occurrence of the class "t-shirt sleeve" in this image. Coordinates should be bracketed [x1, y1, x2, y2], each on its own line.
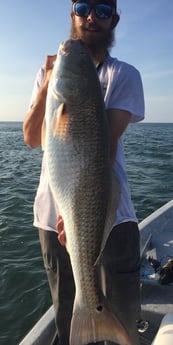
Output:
[106, 62, 145, 123]
[28, 66, 45, 111]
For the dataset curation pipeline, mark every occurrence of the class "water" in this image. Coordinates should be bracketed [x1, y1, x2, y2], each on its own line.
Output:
[0, 122, 51, 344]
[0, 121, 173, 344]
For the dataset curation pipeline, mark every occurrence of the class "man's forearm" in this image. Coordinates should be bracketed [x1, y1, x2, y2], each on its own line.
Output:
[23, 54, 57, 149]
[107, 108, 131, 164]
[23, 85, 48, 148]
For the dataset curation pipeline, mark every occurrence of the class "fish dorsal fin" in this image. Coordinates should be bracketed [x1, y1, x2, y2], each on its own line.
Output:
[51, 103, 70, 139]
[96, 170, 120, 265]
[102, 170, 120, 252]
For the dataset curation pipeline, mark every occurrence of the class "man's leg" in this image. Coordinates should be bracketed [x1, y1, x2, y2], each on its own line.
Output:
[38, 229, 75, 345]
[100, 222, 141, 345]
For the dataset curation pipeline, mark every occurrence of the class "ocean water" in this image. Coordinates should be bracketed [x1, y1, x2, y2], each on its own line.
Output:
[0, 121, 173, 344]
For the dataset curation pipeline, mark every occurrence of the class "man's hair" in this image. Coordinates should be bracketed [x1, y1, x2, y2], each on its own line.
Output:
[71, 0, 117, 14]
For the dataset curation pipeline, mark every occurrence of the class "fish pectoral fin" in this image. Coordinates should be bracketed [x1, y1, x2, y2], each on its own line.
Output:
[51, 103, 70, 139]
[70, 300, 132, 345]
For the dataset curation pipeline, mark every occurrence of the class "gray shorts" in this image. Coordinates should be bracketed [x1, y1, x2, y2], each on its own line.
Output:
[39, 221, 140, 345]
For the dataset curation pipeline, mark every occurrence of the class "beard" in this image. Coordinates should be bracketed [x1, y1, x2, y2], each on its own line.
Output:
[70, 20, 115, 62]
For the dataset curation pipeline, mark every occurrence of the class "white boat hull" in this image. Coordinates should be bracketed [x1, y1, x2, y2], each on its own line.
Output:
[152, 312, 173, 345]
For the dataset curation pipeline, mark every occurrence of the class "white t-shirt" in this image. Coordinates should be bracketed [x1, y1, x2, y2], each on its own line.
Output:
[30, 55, 145, 232]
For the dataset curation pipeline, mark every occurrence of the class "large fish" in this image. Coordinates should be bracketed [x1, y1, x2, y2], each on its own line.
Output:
[44, 39, 131, 345]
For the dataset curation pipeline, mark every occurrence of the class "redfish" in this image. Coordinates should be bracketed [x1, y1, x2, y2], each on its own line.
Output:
[45, 39, 131, 345]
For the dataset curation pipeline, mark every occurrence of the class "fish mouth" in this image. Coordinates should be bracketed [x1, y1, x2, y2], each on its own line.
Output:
[60, 39, 74, 56]
[60, 39, 86, 56]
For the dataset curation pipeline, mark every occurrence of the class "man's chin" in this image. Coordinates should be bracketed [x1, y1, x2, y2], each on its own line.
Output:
[79, 30, 104, 45]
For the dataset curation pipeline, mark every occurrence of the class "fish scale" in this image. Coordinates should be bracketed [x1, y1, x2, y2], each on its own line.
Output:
[45, 39, 132, 345]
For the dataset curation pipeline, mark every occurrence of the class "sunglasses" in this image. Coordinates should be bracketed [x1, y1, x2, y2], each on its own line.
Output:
[73, 2, 115, 19]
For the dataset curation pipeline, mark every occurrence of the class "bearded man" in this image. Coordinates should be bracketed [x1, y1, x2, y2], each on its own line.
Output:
[23, 1, 145, 344]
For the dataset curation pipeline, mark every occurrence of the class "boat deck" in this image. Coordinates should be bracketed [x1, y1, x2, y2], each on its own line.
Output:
[139, 200, 173, 344]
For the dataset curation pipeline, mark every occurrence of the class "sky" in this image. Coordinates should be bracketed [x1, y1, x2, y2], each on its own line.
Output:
[0, 0, 173, 123]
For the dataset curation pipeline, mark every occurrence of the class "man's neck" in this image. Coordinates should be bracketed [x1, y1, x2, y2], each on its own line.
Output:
[89, 49, 109, 67]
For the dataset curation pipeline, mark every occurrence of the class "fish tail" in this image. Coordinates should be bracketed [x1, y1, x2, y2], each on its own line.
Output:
[70, 301, 132, 345]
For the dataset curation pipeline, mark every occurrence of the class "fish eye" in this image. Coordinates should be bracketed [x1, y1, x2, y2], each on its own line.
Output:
[96, 305, 103, 312]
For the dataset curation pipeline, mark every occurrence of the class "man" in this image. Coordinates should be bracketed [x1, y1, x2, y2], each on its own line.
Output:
[23, 1, 144, 345]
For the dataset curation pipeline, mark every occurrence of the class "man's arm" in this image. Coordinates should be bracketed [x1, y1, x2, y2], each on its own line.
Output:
[23, 55, 56, 149]
[107, 108, 131, 164]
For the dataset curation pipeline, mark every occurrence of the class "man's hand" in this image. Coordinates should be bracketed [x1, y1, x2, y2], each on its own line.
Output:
[56, 215, 66, 246]
[43, 55, 57, 87]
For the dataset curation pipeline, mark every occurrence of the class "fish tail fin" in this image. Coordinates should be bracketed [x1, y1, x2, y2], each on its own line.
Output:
[70, 301, 132, 345]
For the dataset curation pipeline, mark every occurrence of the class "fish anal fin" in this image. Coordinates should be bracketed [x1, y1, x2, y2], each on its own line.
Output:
[70, 300, 132, 345]
[51, 103, 70, 139]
